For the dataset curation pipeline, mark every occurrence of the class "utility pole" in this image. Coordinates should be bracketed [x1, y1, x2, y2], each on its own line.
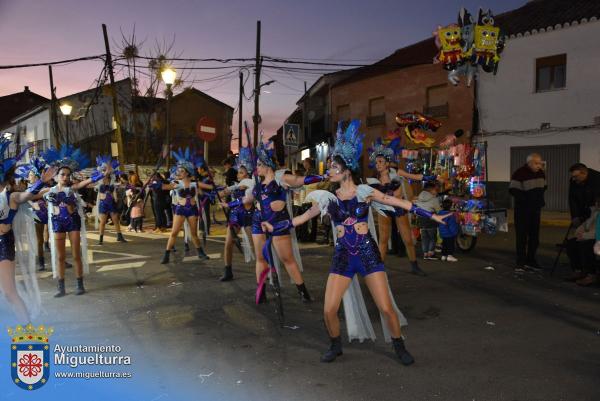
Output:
[102, 24, 125, 163]
[238, 70, 243, 152]
[48, 66, 60, 147]
[252, 21, 261, 148]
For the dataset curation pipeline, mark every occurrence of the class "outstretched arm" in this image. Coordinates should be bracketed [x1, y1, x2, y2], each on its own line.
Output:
[369, 188, 448, 225]
[261, 203, 321, 233]
[281, 173, 326, 188]
[10, 167, 57, 206]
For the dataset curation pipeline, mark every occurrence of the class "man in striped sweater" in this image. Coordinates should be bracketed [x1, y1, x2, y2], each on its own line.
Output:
[509, 153, 547, 272]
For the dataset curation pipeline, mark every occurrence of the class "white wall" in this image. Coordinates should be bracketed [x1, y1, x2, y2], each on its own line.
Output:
[478, 19, 600, 182]
[482, 129, 600, 181]
[478, 19, 600, 131]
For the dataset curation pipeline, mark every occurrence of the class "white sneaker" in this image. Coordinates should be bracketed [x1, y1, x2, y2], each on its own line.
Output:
[446, 255, 458, 262]
[441, 256, 447, 261]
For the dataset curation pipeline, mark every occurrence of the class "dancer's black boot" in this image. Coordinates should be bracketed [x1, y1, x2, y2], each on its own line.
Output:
[160, 250, 170, 264]
[44, 241, 51, 252]
[296, 283, 312, 302]
[410, 260, 427, 277]
[98, 235, 103, 245]
[184, 242, 190, 252]
[197, 247, 210, 260]
[54, 279, 66, 298]
[75, 277, 86, 296]
[38, 256, 45, 271]
[219, 265, 233, 282]
[320, 336, 343, 363]
[116, 233, 127, 242]
[392, 337, 415, 366]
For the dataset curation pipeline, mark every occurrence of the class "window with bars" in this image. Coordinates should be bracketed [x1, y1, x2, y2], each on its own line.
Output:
[536, 54, 566, 92]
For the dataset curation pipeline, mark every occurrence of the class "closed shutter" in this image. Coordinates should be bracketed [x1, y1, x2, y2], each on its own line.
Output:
[510, 144, 580, 211]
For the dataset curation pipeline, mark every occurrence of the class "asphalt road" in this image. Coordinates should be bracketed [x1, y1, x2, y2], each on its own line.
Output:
[2, 223, 599, 401]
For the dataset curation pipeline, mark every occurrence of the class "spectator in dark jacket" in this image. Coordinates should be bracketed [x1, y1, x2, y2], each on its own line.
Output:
[222, 158, 238, 187]
[438, 198, 459, 262]
[568, 163, 600, 227]
[509, 153, 546, 272]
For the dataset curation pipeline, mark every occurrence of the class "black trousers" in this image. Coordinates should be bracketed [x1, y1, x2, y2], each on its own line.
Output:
[565, 238, 599, 274]
[514, 207, 541, 264]
[441, 237, 455, 256]
[153, 199, 167, 228]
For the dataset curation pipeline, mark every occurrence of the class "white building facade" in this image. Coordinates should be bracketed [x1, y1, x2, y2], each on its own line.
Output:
[477, 16, 600, 211]
[3, 79, 133, 163]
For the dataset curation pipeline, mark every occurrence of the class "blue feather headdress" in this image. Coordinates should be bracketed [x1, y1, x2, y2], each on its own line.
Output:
[368, 136, 402, 168]
[0, 137, 31, 182]
[256, 136, 276, 170]
[95, 154, 121, 176]
[42, 145, 90, 172]
[171, 147, 204, 175]
[15, 155, 47, 180]
[235, 146, 254, 172]
[168, 166, 178, 181]
[332, 119, 365, 172]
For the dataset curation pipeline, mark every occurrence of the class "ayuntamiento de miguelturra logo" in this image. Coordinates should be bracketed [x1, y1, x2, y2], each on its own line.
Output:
[8, 323, 53, 390]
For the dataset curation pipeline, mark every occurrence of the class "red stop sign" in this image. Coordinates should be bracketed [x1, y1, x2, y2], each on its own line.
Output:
[196, 117, 217, 142]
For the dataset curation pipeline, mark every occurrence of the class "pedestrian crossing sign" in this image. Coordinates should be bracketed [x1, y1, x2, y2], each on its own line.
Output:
[283, 123, 299, 147]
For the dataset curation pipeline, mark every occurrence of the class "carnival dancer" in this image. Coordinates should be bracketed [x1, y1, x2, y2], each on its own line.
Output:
[218, 146, 256, 282]
[249, 137, 324, 304]
[367, 137, 436, 275]
[94, 155, 127, 245]
[41, 145, 111, 297]
[264, 120, 448, 365]
[0, 140, 56, 322]
[153, 148, 213, 264]
[15, 156, 50, 271]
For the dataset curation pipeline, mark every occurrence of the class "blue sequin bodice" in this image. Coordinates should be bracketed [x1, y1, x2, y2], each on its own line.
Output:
[369, 180, 400, 196]
[328, 197, 370, 226]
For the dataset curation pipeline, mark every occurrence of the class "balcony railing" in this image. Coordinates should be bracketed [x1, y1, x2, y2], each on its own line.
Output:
[366, 113, 386, 127]
[423, 103, 449, 118]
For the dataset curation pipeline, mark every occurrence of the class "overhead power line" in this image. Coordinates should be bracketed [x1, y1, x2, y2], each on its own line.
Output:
[0, 55, 105, 70]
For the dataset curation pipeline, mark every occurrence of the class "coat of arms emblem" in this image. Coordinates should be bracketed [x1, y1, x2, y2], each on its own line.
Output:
[8, 324, 53, 390]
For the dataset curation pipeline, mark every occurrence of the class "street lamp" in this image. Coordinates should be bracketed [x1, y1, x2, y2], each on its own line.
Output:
[161, 68, 177, 169]
[60, 103, 72, 146]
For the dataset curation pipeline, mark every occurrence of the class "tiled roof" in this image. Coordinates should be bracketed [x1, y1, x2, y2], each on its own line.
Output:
[496, 0, 600, 37]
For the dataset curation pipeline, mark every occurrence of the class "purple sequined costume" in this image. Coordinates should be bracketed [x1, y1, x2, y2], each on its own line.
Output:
[47, 190, 82, 233]
[173, 184, 199, 217]
[0, 191, 17, 261]
[327, 196, 385, 278]
[32, 199, 48, 225]
[98, 184, 117, 214]
[369, 180, 406, 217]
[228, 187, 254, 228]
[251, 179, 291, 236]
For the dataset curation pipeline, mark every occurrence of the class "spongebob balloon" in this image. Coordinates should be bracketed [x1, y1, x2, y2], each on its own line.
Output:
[434, 24, 463, 71]
[471, 8, 503, 73]
[436, 7, 505, 85]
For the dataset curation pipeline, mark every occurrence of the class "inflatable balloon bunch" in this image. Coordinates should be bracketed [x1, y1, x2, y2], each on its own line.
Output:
[395, 111, 442, 148]
[434, 8, 505, 86]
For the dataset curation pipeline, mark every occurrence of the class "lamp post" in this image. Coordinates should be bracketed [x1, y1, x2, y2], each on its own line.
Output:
[59, 103, 72, 146]
[161, 68, 177, 169]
